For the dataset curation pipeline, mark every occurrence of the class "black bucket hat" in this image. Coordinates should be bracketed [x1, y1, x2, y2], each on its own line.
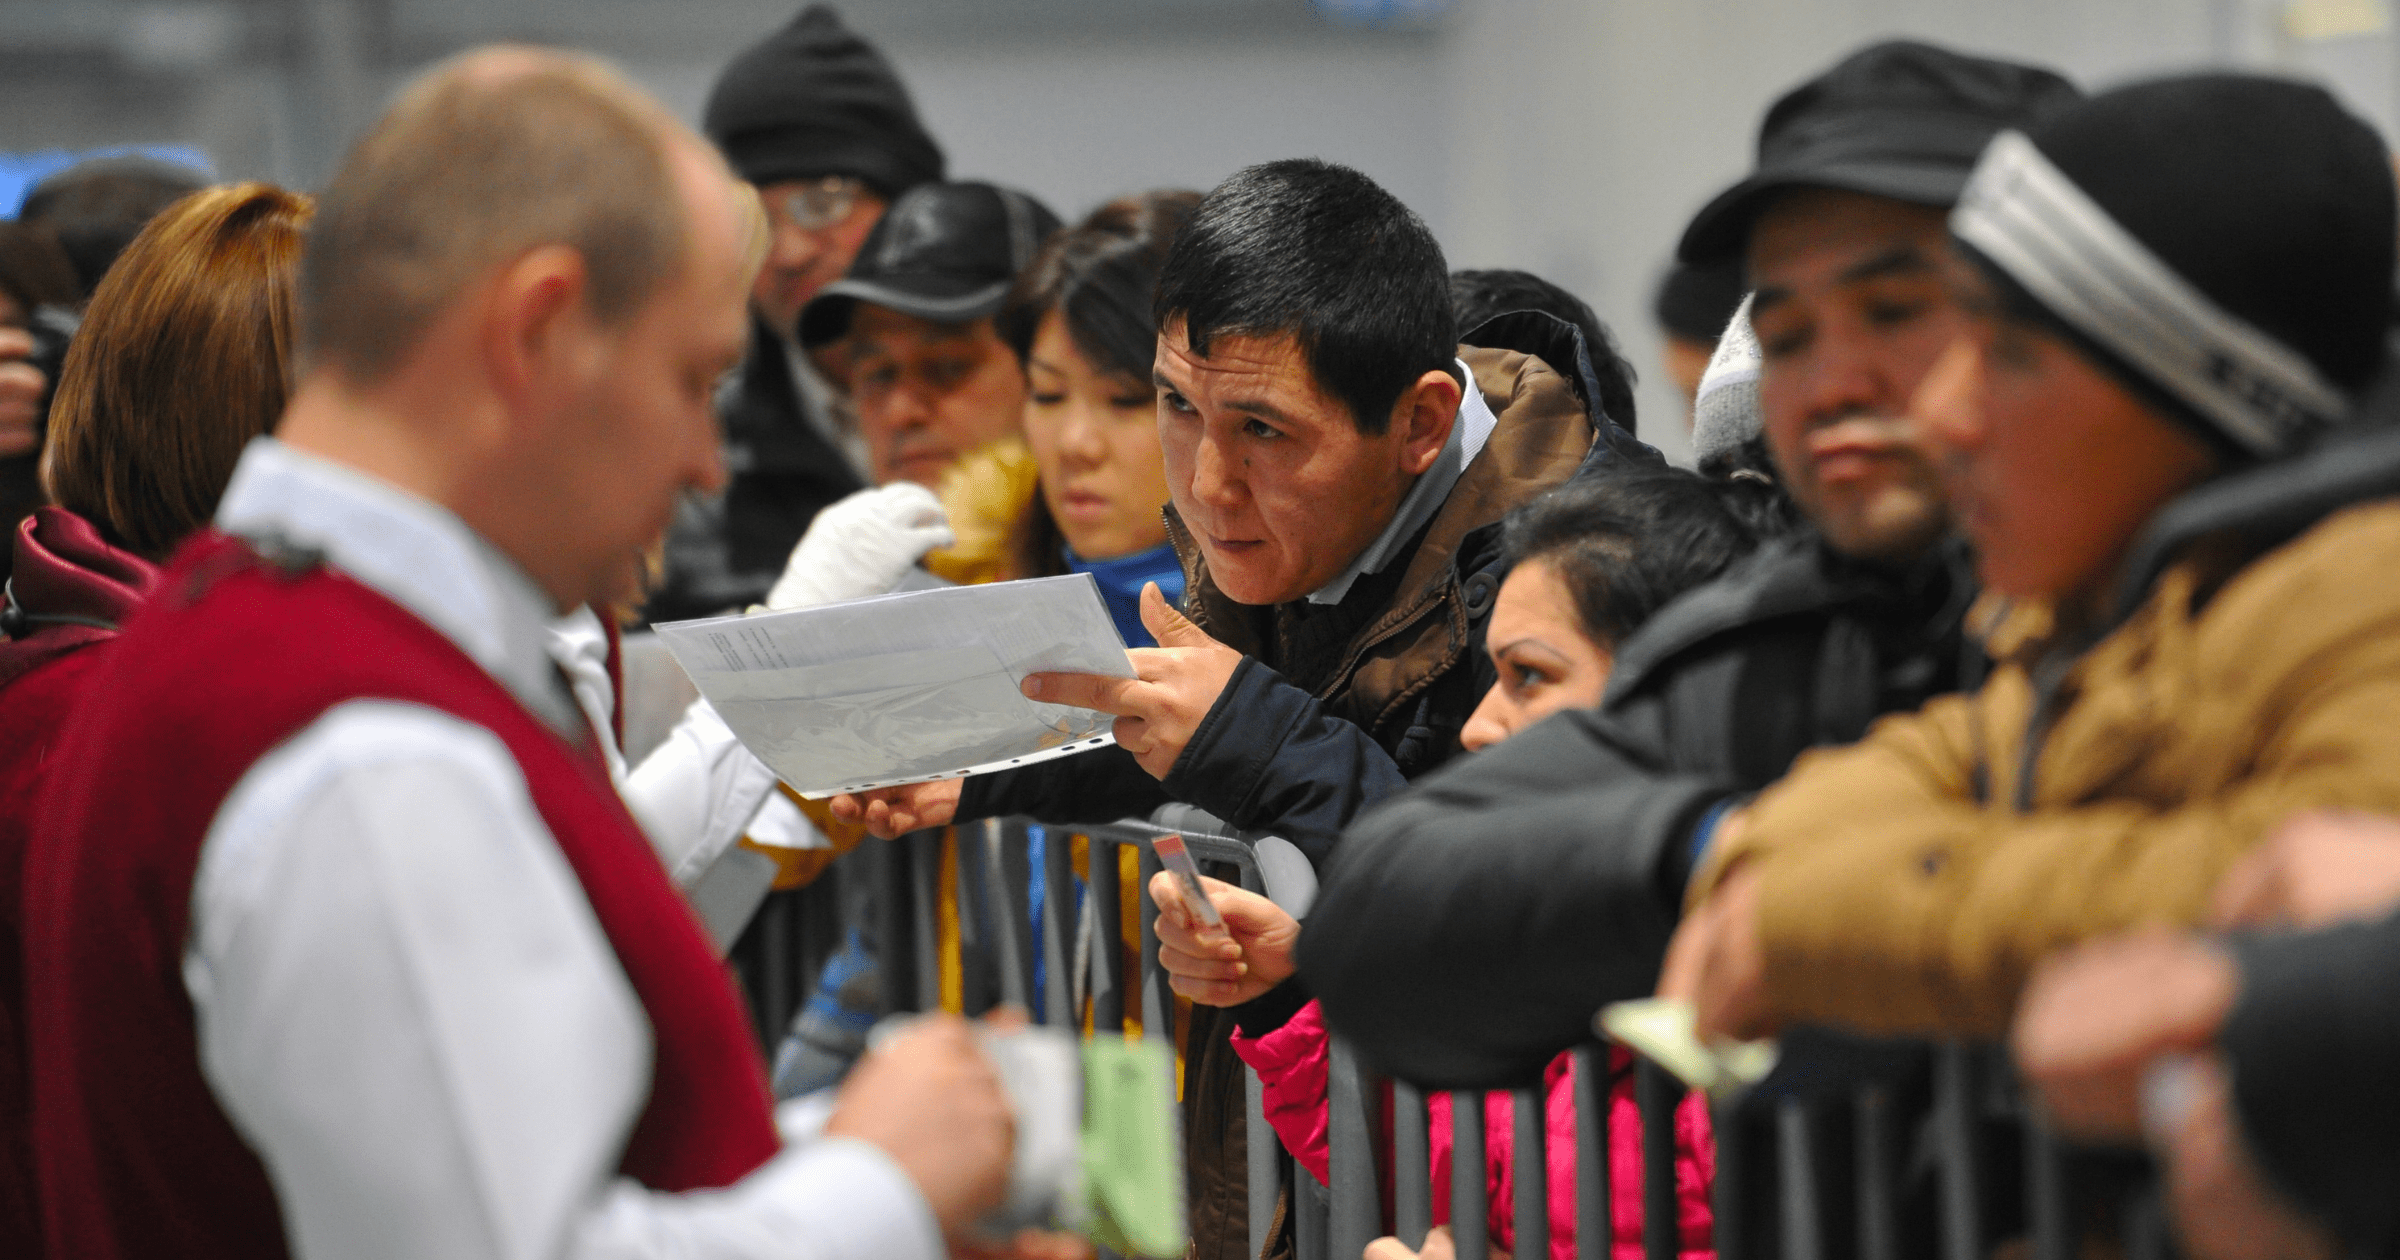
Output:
[1677, 40, 2080, 264]
[797, 181, 1063, 348]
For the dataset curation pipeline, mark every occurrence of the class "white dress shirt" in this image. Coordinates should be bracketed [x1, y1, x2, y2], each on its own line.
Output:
[547, 609, 824, 887]
[184, 438, 942, 1260]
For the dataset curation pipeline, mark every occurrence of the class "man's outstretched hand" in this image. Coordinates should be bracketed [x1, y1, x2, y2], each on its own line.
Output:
[1657, 857, 1775, 1042]
[1019, 583, 1241, 780]
[1149, 871, 1300, 1007]
[830, 777, 964, 839]
[2011, 928, 2238, 1141]
[824, 1013, 1014, 1238]
[2212, 809, 2400, 931]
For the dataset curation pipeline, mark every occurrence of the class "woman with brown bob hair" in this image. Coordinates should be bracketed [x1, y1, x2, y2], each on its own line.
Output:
[40, 182, 310, 558]
[0, 181, 310, 1257]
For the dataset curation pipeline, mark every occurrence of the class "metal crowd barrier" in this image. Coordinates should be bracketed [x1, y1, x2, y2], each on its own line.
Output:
[727, 811, 2176, 1260]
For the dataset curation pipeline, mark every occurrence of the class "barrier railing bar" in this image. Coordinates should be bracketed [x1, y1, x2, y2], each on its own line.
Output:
[1572, 1047, 1610, 1260]
[1244, 1064, 1278, 1260]
[2123, 1183, 2171, 1260]
[1038, 823, 1075, 1027]
[1712, 1093, 1747, 1260]
[872, 837, 913, 1014]
[1328, 1039, 1383, 1260]
[1229, 856, 1280, 1260]
[756, 888, 794, 1043]
[1087, 834, 1124, 1034]
[907, 830, 942, 1014]
[984, 819, 1033, 1011]
[1638, 1061, 1681, 1260]
[2027, 1114, 2071, 1260]
[1514, 1085, 1550, 1260]
[1775, 1100, 1823, 1260]
[1854, 1086, 1897, 1260]
[1453, 1091, 1490, 1260]
[1136, 841, 1171, 1048]
[1935, 1045, 1983, 1260]
[956, 821, 998, 1015]
[1297, 1165, 1331, 1260]
[1394, 1080, 1432, 1250]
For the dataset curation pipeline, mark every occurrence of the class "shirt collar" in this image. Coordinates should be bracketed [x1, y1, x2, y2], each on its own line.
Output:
[1307, 359, 1497, 606]
[213, 437, 583, 736]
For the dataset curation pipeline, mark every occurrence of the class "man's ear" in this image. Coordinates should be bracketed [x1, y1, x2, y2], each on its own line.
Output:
[1391, 366, 1464, 477]
[482, 244, 595, 416]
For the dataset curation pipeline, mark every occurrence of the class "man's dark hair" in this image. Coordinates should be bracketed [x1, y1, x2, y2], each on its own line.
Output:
[1500, 467, 1766, 649]
[1154, 159, 1454, 436]
[1651, 256, 1747, 345]
[19, 157, 207, 298]
[1450, 267, 1638, 430]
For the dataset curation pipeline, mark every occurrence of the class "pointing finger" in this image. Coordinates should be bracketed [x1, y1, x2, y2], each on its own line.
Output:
[1023, 671, 1149, 716]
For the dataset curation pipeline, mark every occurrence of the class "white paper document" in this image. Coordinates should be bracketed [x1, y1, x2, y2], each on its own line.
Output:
[653, 574, 1137, 798]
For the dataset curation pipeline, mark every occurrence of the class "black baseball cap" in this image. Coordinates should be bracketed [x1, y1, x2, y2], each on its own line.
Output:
[1677, 40, 2080, 264]
[797, 181, 1063, 348]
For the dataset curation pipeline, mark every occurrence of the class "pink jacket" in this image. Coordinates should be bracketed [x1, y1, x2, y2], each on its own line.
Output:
[1231, 1000, 1714, 1260]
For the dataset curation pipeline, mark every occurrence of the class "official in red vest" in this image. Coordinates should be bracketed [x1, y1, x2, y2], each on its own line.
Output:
[24, 48, 1015, 1260]
[0, 181, 312, 1260]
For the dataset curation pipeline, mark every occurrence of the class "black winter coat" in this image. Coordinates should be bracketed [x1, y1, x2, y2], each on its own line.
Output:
[2225, 912, 2400, 1257]
[646, 317, 865, 623]
[1302, 530, 1982, 1088]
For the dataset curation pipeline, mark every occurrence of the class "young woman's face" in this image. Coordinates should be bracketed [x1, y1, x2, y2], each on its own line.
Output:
[1022, 309, 1172, 560]
[1461, 557, 1614, 751]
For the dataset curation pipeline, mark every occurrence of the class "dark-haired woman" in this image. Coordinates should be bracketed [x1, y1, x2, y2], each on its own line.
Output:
[1155, 468, 1762, 1260]
[930, 190, 1200, 645]
[0, 182, 311, 1259]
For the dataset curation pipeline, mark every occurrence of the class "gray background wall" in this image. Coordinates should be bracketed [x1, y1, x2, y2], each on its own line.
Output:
[0, 0, 2389, 461]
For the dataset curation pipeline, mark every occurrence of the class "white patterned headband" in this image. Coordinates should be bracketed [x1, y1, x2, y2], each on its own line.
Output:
[1951, 130, 2348, 456]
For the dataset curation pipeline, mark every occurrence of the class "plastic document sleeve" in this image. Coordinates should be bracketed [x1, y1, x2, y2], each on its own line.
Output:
[652, 573, 1137, 798]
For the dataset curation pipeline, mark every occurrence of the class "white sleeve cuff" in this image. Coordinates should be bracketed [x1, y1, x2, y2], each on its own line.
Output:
[571, 1137, 943, 1260]
[741, 790, 829, 852]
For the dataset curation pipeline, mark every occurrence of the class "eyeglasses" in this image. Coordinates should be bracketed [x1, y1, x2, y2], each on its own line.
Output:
[771, 176, 865, 231]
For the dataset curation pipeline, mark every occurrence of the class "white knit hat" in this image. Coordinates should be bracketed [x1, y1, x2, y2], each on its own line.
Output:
[1691, 293, 1761, 465]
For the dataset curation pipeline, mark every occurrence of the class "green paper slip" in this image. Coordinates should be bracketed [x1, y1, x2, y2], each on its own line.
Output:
[1597, 997, 1780, 1096]
[1078, 1038, 1189, 1258]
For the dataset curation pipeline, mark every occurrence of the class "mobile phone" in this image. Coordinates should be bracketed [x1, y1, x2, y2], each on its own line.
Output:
[1150, 834, 1225, 932]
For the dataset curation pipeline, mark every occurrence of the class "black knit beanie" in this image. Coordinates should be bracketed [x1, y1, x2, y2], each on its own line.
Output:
[704, 5, 946, 199]
[1952, 73, 2395, 459]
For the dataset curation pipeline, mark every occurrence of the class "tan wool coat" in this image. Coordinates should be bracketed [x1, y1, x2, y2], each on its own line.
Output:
[1691, 496, 2400, 1039]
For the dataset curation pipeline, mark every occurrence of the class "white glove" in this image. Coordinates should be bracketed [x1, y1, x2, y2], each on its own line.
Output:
[765, 482, 955, 611]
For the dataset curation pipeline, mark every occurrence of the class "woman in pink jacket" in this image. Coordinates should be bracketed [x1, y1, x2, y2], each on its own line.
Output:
[1156, 467, 1783, 1260]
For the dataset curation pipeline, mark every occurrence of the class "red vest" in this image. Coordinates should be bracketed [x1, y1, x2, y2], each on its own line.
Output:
[25, 532, 780, 1260]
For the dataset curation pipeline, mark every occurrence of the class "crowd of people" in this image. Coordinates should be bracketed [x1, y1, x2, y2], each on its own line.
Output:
[0, 4, 2397, 1260]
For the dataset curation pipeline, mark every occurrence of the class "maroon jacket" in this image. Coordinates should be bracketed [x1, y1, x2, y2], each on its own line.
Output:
[0, 507, 156, 1260]
[23, 531, 779, 1259]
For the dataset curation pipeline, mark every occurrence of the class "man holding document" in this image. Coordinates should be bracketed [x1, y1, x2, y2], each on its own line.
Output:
[832, 157, 1649, 857]
[831, 157, 1649, 1260]
[25, 49, 1031, 1260]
